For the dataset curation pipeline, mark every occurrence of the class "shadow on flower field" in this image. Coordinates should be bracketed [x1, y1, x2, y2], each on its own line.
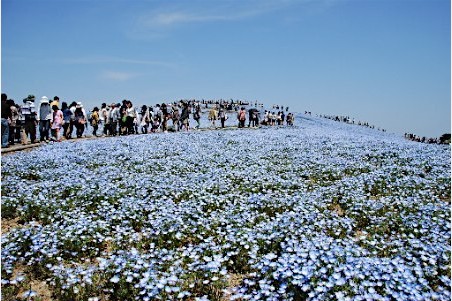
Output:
[1, 115, 450, 301]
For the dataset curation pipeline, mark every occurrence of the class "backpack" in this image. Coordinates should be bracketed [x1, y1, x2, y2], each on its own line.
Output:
[22, 103, 37, 121]
[193, 110, 200, 120]
[239, 111, 246, 121]
[63, 109, 72, 122]
[75, 111, 85, 124]
[91, 112, 98, 126]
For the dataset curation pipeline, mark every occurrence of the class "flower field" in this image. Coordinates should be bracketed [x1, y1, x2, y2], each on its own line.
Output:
[1, 115, 450, 301]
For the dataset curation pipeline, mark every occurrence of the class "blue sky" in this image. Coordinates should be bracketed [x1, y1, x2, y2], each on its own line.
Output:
[2, 0, 450, 137]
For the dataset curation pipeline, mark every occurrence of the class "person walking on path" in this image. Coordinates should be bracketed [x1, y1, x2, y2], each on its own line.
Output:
[218, 105, 227, 128]
[103, 104, 112, 136]
[208, 105, 218, 128]
[50, 96, 59, 108]
[21, 95, 38, 143]
[237, 107, 246, 128]
[180, 102, 190, 131]
[160, 103, 169, 133]
[91, 107, 100, 137]
[140, 105, 151, 134]
[50, 105, 63, 142]
[171, 104, 180, 131]
[74, 104, 86, 138]
[193, 104, 201, 129]
[99, 103, 107, 133]
[110, 103, 120, 136]
[67, 101, 77, 139]
[8, 99, 20, 145]
[61, 102, 72, 139]
[1, 93, 11, 148]
[248, 108, 259, 127]
[38, 96, 52, 142]
[126, 101, 136, 135]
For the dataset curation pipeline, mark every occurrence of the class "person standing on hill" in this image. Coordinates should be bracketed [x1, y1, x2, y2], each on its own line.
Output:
[180, 102, 190, 131]
[8, 99, 19, 145]
[50, 105, 63, 142]
[208, 105, 218, 128]
[247, 108, 253, 127]
[1, 93, 11, 148]
[119, 101, 128, 135]
[286, 113, 294, 126]
[68, 101, 77, 139]
[237, 107, 246, 128]
[160, 103, 169, 132]
[270, 112, 276, 126]
[74, 104, 86, 138]
[218, 105, 227, 128]
[126, 101, 136, 135]
[193, 103, 201, 129]
[276, 111, 282, 125]
[171, 104, 180, 131]
[140, 105, 151, 134]
[99, 103, 107, 132]
[248, 108, 259, 127]
[103, 104, 112, 136]
[50, 96, 59, 108]
[91, 107, 100, 137]
[61, 102, 72, 139]
[38, 96, 52, 142]
[109, 103, 119, 136]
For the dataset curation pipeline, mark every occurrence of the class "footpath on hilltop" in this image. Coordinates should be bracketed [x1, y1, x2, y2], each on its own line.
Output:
[2, 101, 295, 154]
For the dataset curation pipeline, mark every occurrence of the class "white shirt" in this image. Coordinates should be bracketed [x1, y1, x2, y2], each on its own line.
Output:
[127, 107, 136, 118]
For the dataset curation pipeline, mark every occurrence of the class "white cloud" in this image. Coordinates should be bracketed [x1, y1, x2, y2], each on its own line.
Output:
[145, 11, 230, 27]
[126, 0, 338, 40]
[60, 56, 176, 68]
[138, 0, 302, 28]
[102, 71, 137, 81]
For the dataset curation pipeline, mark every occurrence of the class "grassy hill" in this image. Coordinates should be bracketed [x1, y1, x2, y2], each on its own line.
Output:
[1, 115, 450, 300]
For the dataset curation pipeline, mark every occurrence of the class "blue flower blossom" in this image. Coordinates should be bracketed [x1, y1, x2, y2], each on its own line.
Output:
[1, 114, 450, 300]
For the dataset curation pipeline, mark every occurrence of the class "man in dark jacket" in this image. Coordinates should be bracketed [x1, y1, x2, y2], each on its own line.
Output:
[180, 102, 190, 131]
[248, 108, 259, 127]
[1, 93, 12, 148]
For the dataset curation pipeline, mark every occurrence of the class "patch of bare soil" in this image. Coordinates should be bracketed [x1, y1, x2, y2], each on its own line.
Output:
[1, 217, 20, 234]
[17, 279, 52, 301]
[221, 273, 246, 301]
[354, 230, 368, 240]
[330, 204, 345, 217]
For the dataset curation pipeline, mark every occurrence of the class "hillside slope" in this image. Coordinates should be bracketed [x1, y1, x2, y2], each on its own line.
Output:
[2, 116, 450, 301]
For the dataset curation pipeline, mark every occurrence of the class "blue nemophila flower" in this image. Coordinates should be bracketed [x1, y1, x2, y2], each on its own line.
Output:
[21, 290, 37, 298]
[110, 275, 120, 283]
[1, 114, 450, 300]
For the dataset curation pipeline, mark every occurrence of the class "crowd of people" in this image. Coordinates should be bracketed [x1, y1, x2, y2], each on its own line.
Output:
[404, 133, 450, 144]
[318, 112, 450, 145]
[1, 94, 295, 148]
[318, 113, 387, 133]
[2, 92, 449, 149]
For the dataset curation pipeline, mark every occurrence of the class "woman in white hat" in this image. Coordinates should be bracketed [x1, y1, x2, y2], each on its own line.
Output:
[74, 103, 86, 138]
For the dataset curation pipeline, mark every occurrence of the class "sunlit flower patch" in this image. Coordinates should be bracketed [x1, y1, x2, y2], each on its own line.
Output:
[1, 115, 450, 300]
